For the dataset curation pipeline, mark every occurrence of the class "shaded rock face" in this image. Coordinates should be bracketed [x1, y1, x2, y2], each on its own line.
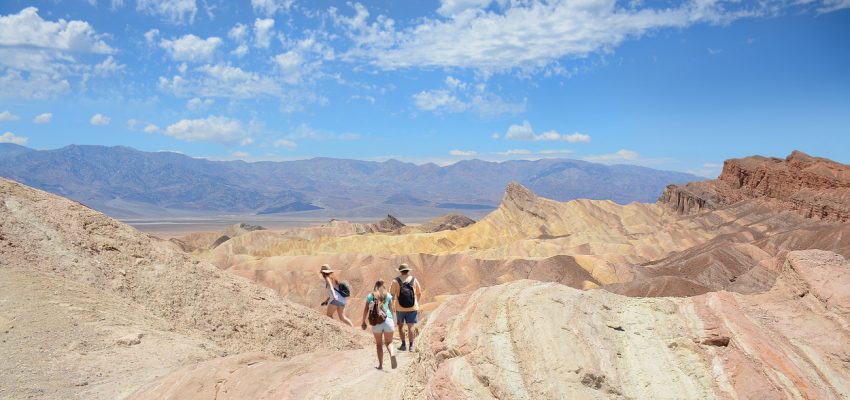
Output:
[660, 151, 850, 221]
[366, 214, 406, 233]
[417, 213, 475, 233]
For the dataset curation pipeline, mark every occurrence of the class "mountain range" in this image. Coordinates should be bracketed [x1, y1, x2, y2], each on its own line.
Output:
[0, 143, 700, 217]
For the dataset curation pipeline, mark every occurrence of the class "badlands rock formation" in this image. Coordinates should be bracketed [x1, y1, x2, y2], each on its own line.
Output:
[132, 250, 850, 399]
[0, 178, 368, 399]
[660, 150, 850, 221]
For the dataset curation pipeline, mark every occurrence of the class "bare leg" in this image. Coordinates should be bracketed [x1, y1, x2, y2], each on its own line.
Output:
[384, 331, 396, 368]
[326, 304, 337, 319]
[336, 305, 353, 326]
[408, 324, 417, 348]
[373, 332, 384, 369]
[398, 322, 406, 345]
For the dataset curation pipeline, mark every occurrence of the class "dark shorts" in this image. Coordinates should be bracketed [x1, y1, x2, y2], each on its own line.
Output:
[396, 311, 418, 324]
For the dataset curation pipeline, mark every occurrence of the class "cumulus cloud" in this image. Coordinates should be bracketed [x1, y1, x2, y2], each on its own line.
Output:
[339, 0, 764, 74]
[144, 29, 160, 45]
[94, 56, 125, 76]
[90, 113, 111, 125]
[158, 64, 281, 99]
[33, 113, 52, 124]
[413, 76, 524, 116]
[582, 149, 639, 163]
[0, 132, 28, 145]
[450, 149, 477, 156]
[273, 139, 297, 149]
[143, 123, 159, 133]
[503, 120, 590, 142]
[254, 18, 275, 48]
[228, 23, 248, 42]
[160, 34, 222, 62]
[164, 115, 247, 144]
[0, 8, 113, 54]
[0, 8, 115, 98]
[136, 0, 197, 24]
[186, 97, 214, 111]
[252, 0, 293, 16]
[413, 89, 469, 113]
[0, 110, 19, 121]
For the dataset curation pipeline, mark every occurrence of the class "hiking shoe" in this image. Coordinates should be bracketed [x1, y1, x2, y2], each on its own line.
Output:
[409, 344, 414, 352]
[398, 344, 407, 351]
[390, 352, 398, 369]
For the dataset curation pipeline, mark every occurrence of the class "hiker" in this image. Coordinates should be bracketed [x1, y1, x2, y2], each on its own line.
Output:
[319, 264, 353, 326]
[390, 263, 422, 352]
[361, 279, 397, 370]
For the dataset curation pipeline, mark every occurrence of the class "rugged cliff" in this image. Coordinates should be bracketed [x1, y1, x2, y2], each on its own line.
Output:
[660, 151, 850, 221]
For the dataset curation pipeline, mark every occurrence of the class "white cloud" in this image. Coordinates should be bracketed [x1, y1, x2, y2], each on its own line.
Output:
[229, 23, 248, 42]
[342, 0, 761, 74]
[143, 123, 159, 133]
[0, 7, 115, 98]
[33, 113, 52, 124]
[254, 18, 275, 49]
[450, 149, 477, 156]
[413, 76, 524, 116]
[144, 28, 160, 45]
[437, 0, 501, 16]
[0, 7, 113, 54]
[497, 149, 531, 155]
[233, 44, 249, 57]
[538, 149, 573, 155]
[127, 118, 140, 130]
[252, 0, 293, 16]
[285, 123, 359, 141]
[186, 97, 214, 111]
[583, 149, 639, 163]
[273, 138, 297, 149]
[94, 55, 125, 76]
[0, 132, 27, 145]
[159, 64, 282, 99]
[136, 0, 197, 24]
[164, 115, 247, 144]
[160, 34, 222, 62]
[90, 113, 111, 126]
[0, 71, 69, 100]
[503, 120, 590, 142]
[413, 89, 469, 113]
[491, 132, 500, 139]
[0, 111, 19, 121]
[819, 0, 850, 12]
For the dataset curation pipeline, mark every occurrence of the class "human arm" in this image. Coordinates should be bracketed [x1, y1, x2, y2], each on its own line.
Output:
[360, 294, 371, 330]
[415, 279, 423, 303]
[325, 276, 338, 301]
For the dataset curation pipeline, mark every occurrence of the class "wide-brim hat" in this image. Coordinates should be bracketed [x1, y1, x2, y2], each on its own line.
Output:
[320, 264, 335, 274]
[398, 263, 411, 272]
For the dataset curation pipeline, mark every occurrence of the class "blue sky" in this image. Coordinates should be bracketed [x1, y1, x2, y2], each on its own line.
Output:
[0, 0, 848, 177]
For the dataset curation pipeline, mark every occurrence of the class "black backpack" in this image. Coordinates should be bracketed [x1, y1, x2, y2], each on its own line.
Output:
[336, 281, 351, 298]
[396, 276, 416, 308]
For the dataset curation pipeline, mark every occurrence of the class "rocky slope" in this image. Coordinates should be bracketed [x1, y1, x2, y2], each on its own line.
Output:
[0, 178, 369, 399]
[660, 150, 850, 221]
[131, 250, 850, 399]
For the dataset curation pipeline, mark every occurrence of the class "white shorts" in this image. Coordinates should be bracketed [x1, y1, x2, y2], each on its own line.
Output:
[372, 318, 395, 334]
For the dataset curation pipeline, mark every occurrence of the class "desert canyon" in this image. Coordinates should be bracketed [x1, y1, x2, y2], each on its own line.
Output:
[3, 150, 850, 399]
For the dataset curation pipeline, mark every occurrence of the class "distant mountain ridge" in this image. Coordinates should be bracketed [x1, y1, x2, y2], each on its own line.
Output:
[0, 143, 700, 217]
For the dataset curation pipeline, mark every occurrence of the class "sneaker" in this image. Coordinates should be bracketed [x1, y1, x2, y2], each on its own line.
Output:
[390, 350, 398, 369]
[398, 343, 407, 351]
[409, 343, 414, 352]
